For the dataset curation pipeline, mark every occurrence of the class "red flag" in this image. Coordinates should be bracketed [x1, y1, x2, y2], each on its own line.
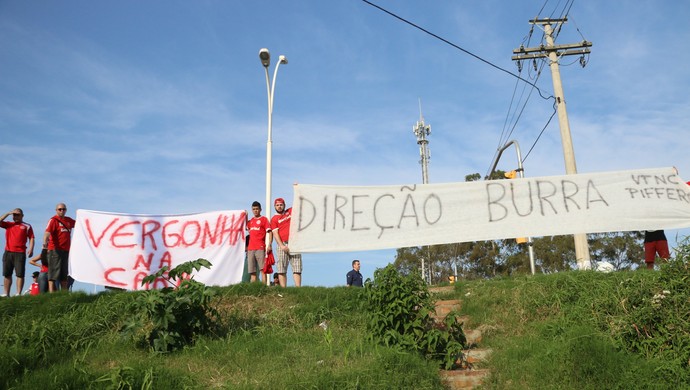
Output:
[263, 252, 275, 275]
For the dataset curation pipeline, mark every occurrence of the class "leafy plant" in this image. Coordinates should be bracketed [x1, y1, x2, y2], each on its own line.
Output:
[364, 264, 466, 369]
[122, 258, 219, 353]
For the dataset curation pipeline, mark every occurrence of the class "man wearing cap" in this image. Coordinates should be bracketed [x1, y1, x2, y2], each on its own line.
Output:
[269, 198, 302, 287]
[1, 208, 35, 297]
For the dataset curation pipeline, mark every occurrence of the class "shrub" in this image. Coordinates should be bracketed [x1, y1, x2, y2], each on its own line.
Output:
[364, 264, 465, 369]
[121, 259, 219, 353]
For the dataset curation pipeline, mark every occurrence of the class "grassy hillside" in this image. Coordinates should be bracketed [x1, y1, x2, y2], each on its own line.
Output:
[1, 242, 689, 389]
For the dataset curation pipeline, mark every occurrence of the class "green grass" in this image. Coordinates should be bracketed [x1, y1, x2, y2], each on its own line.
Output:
[2, 250, 690, 389]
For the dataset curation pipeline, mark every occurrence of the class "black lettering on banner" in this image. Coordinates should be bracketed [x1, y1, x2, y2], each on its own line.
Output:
[398, 189, 420, 228]
[423, 193, 442, 225]
[374, 194, 395, 238]
[487, 178, 610, 223]
[333, 195, 347, 229]
[631, 173, 679, 186]
[510, 182, 534, 217]
[561, 180, 580, 212]
[323, 195, 327, 231]
[351, 195, 370, 231]
[536, 180, 558, 215]
[297, 196, 316, 232]
[586, 180, 609, 208]
[487, 183, 508, 222]
[624, 170, 690, 203]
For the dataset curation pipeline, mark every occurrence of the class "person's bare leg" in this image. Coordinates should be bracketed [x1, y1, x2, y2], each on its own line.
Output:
[16, 277, 24, 295]
[293, 273, 301, 287]
[250, 273, 257, 283]
[49, 280, 57, 293]
[279, 274, 287, 288]
[4, 277, 11, 296]
[61, 279, 69, 290]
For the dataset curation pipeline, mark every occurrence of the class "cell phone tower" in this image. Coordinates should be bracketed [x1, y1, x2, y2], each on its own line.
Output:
[413, 99, 432, 285]
[413, 99, 431, 184]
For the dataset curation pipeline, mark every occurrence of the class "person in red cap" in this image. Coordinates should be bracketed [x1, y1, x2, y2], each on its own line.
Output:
[1, 208, 35, 297]
[269, 197, 302, 287]
[246, 201, 271, 284]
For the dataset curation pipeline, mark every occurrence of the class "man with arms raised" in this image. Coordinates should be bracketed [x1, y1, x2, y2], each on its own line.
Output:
[1, 208, 34, 296]
[269, 198, 302, 287]
[43, 203, 75, 292]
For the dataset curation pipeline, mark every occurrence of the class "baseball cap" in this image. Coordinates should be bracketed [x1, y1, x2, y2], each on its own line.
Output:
[274, 198, 285, 205]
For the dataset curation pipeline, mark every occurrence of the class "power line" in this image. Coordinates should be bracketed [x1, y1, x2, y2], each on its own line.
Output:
[360, 0, 553, 100]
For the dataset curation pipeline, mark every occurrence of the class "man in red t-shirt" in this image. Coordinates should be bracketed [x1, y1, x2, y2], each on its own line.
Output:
[246, 201, 271, 284]
[269, 198, 302, 287]
[43, 203, 76, 292]
[1, 208, 35, 297]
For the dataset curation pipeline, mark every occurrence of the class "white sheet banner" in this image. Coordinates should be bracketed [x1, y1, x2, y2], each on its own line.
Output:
[289, 167, 690, 253]
[69, 209, 246, 290]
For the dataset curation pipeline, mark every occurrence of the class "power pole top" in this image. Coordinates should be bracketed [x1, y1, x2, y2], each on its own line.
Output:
[511, 17, 593, 269]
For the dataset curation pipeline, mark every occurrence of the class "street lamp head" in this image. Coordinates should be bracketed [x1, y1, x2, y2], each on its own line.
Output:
[278, 55, 288, 65]
[259, 48, 270, 67]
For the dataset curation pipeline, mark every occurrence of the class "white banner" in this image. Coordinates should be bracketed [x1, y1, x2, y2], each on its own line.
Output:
[289, 167, 690, 253]
[69, 209, 246, 290]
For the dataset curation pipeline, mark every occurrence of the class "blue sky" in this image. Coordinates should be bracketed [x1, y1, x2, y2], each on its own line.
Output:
[1, 1, 689, 291]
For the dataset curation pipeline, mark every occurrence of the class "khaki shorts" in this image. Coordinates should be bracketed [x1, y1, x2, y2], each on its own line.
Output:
[276, 244, 302, 274]
[247, 250, 265, 274]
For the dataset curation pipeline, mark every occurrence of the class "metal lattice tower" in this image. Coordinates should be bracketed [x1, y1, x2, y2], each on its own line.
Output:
[413, 100, 432, 285]
[413, 99, 431, 184]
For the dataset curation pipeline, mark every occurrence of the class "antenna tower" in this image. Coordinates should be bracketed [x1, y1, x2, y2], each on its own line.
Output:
[413, 99, 431, 184]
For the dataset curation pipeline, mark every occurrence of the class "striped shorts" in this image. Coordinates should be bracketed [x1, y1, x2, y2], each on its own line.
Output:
[276, 243, 302, 274]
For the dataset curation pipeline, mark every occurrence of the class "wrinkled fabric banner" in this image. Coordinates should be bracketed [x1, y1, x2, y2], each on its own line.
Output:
[69, 209, 246, 290]
[289, 167, 690, 253]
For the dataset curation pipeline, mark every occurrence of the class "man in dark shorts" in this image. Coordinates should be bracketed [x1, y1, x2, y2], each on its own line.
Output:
[1, 208, 35, 297]
[43, 203, 75, 292]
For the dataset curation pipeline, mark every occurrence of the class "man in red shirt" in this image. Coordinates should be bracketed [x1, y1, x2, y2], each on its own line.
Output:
[1, 208, 35, 297]
[269, 198, 302, 287]
[246, 201, 271, 284]
[43, 203, 76, 292]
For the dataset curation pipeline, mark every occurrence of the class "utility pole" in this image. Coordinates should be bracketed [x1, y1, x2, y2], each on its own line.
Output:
[413, 100, 432, 284]
[512, 18, 593, 270]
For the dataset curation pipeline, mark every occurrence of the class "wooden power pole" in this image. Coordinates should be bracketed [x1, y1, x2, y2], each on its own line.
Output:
[512, 18, 593, 270]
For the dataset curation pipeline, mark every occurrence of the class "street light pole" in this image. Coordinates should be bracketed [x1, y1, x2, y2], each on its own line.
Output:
[259, 48, 288, 223]
[259, 48, 288, 287]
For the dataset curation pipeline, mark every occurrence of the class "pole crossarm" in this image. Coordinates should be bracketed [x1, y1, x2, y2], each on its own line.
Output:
[512, 44, 591, 61]
[512, 18, 592, 62]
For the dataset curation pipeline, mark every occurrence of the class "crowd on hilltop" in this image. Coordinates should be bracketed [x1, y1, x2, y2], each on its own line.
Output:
[2, 197, 367, 296]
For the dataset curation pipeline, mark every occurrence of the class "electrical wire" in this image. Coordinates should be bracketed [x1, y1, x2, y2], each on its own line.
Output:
[360, 0, 586, 175]
[522, 101, 558, 162]
[360, 0, 552, 99]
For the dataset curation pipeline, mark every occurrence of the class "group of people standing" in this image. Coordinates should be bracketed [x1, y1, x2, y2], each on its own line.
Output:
[247, 197, 368, 288]
[246, 197, 302, 287]
[1, 203, 75, 297]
